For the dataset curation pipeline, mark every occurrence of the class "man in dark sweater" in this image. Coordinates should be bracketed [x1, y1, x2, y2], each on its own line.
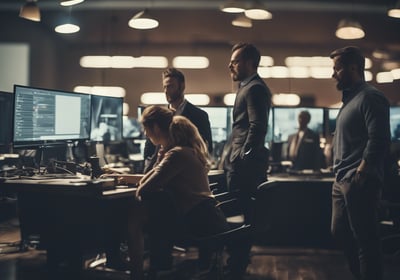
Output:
[330, 46, 391, 280]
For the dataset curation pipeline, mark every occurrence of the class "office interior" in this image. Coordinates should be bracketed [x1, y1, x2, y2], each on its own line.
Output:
[1, 1, 400, 279]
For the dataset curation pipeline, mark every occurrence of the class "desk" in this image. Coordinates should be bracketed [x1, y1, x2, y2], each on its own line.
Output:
[2, 177, 136, 273]
[254, 174, 335, 248]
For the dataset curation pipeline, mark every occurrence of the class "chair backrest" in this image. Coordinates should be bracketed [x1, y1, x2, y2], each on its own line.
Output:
[253, 180, 334, 248]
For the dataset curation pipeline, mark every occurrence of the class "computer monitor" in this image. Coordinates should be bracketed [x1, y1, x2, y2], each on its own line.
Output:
[390, 106, 400, 142]
[123, 116, 142, 139]
[90, 95, 123, 142]
[13, 85, 91, 147]
[326, 107, 340, 137]
[0, 91, 13, 151]
[272, 107, 324, 142]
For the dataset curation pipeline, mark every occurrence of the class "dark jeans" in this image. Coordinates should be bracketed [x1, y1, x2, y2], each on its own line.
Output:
[331, 175, 383, 280]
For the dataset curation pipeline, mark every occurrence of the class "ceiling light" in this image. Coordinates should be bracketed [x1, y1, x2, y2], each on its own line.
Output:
[388, 1, 400, 18]
[185, 94, 210, 106]
[220, 0, 246, 13]
[376, 72, 394, 83]
[391, 68, 400, 80]
[244, 1, 272, 20]
[310, 67, 333, 79]
[19, 0, 40, 22]
[60, 0, 84, 6]
[55, 23, 80, 34]
[335, 19, 365, 40]
[172, 56, 209, 69]
[223, 93, 237, 106]
[260, 56, 274, 67]
[272, 94, 301, 106]
[74, 86, 126, 97]
[140, 92, 167, 105]
[232, 14, 252, 28]
[364, 71, 373, 82]
[128, 9, 159, 30]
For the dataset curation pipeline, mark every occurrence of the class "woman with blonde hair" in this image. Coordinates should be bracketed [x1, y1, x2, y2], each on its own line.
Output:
[121, 105, 228, 280]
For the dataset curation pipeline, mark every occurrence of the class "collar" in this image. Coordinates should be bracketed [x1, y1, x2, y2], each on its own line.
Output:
[341, 80, 366, 104]
[239, 73, 258, 89]
[169, 98, 187, 115]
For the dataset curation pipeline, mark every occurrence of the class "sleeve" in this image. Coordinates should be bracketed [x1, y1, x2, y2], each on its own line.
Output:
[138, 149, 183, 194]
[361, 92, 391, 165]
[242, 84, 271, 156]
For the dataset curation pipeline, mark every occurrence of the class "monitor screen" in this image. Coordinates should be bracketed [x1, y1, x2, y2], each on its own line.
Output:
[390, 106, 400, 142]
[13, 85, 91, 147]
[0, 91, 13, 149]
[326, 107, 340, 136]
[123, 116, 142, 139]
[90, 95, 123, 142]
[273, 107, 324, 142]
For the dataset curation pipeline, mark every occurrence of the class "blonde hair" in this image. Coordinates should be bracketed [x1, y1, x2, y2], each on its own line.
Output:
[169, 116, 210, 170]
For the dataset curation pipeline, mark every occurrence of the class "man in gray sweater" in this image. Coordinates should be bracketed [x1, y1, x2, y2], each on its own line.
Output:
[330, 46, 391, 280]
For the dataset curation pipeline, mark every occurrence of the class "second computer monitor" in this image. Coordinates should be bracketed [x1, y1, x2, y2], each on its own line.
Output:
[90, 95, 123, 143]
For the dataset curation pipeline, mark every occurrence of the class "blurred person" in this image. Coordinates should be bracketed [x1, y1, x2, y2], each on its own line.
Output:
[287, 110, 322, 171]
[330, 46, 390, 280]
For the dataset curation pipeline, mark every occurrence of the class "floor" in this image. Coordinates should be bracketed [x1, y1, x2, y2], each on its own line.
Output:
[1, 215, 400, 280]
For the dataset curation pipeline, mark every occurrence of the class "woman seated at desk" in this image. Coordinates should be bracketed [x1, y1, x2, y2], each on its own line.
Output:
[115, 105, 229, 280]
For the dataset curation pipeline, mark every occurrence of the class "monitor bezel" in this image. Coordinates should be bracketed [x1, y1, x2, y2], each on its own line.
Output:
[12, 85, 92, 148]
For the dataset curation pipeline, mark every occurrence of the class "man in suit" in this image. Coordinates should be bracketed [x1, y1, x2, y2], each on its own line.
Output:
[287, 110, 322, 170]
[143, 68, 213, 172]
[223, 42, 272, 279]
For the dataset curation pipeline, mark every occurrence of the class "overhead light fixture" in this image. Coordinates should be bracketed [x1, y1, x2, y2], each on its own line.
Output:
[172, 56, 209, 69]
[220, 0, 246, 13]
[55, 22, 80, 34]
[244, 1, 272, 20]
[272, 94, 301, 106]
[74, 86, 126, 97]
[335, 19, 365, 40]
[223, 93, 237, 106]
[376, 72, 394, 83]
[60, 0, 84, 6]
[388, 1, 400, 18]
[19, 0, 41, 22]
[232, 14, 252, 28]
[128, 9, 159, 30]
[391, 68, 400, 80]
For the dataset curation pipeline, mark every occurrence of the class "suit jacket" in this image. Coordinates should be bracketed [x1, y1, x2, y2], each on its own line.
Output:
[287, 128, 321, 170]
[143, 101, 213, 172]
[225, 74, 272, 165]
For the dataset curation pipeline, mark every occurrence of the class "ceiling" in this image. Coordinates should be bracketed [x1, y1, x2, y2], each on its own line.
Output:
[1, 0, 400, 108]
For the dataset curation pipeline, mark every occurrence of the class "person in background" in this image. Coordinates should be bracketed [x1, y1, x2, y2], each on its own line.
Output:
[287, 110, 322, 171]
[330, 46, 391, 280]
[143, 68, 213, 173]
[120, 105, 229, 280]
[223, 42, 272, 279]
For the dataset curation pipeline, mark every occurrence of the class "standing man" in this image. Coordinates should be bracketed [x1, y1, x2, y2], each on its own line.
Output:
[143, 68, 213, 172]
[330, 46, 390, 280]
[224, 42, 271, 279]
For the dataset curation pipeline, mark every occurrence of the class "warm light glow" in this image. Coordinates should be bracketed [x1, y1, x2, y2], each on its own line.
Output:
[270, 66, 289, 78]
[60, 0, 84, 6]
[336, 19, 365, 40]
[244, 8, 272, 20]
[19, 1, 41, 22]
[310, 67, 333, 79]
[388, 2, 400, 19]
[272, 93, 301, 106]
[185, 94, 210, 105]
[376, 72, 394, 83]
[123, 102, 129, 116]
[79, 56, 167, 68]
[223, 93, 237, 106]
[365, 71, 373, 82]
[220, 0, 246, 13]
[285, 56, 332, 67]
[74, 86, 126, 97]
[365, 58, 372, 69]
[257, 67, 271, 78]
[289, 67, 310, 78]
[128, 10, 159, 30]
[260, 56, 274, 67]
[391, 68, 400, 79]
[232, 14, 252, 28]
[172, 56, 209, 69]
[140, 92, 167, 105]
[134, 56, 168, 68]
[55, 23, 80, 34]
